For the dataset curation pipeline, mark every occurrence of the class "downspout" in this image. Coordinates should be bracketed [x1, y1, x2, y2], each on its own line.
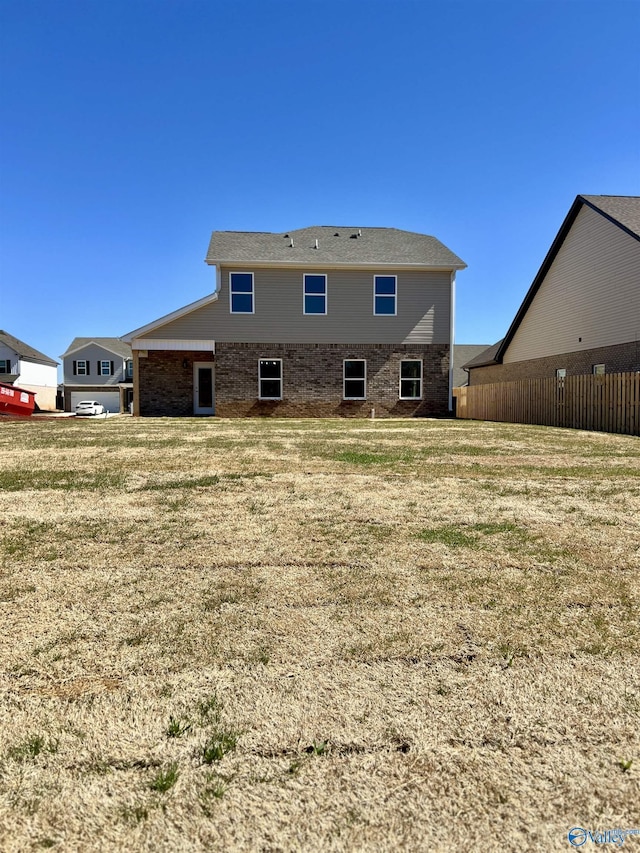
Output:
[449, 271, 456, 412]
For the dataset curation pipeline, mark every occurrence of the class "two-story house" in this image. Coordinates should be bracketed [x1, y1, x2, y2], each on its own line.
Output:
[122, 226, 466, 417]
[60, 338, 133, 413]
[0, 330, 58, 411]
[464, 195, 640, 384]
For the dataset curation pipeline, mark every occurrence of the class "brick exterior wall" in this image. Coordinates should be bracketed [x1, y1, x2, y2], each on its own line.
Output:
[138, 351, 215, 417]
[137, 343, 450, 417]
[468, 340, 640, 386]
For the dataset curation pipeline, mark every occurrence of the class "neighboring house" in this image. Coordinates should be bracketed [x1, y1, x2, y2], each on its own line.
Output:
[0, 330, 58, 411]
[452, 345, 491, 388]
[60, 338, 133, 413]
[122, 226, 466, 417]
[465, 195, 640, 384]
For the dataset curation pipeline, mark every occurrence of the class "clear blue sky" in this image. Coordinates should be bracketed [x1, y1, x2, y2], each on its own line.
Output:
[1, 0, 639, 373]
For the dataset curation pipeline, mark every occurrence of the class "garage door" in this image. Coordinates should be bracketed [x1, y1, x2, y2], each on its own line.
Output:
[70, 391, 120, 413]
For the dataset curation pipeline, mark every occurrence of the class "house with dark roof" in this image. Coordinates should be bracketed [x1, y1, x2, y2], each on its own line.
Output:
[60, 338, 133, 413]
[0, 330, 58, 411]
[122, 226, 466, 417]
[452, 345, 491, 388]
[464, 195, 640, 384]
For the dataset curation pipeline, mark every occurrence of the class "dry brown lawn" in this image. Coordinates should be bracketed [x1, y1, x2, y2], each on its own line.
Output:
[0, 416, 639, 852]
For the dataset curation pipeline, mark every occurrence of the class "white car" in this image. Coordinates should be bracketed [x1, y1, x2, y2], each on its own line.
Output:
[75, 400, 106, 416]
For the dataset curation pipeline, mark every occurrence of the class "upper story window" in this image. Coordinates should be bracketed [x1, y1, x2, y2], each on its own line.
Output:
[303, 274, 327, 315]
[0, 359, 11, 373]
[592, 363, 605, 375]
[99, 360, 114, 376]
[258, 359, 282, 400]
[230, 272, 254, 314]
[343, 359, 366, 400]
[374, 275, 397, 315]
[74, 360, 89, 376]
[126, 360, 133, 379]
[400, 360, 422, 399]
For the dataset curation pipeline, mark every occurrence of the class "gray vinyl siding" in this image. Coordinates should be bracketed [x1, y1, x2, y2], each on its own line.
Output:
[63, 344, 128, 385]
[145, 268, 451, 344]
[505, 206, 640, 363]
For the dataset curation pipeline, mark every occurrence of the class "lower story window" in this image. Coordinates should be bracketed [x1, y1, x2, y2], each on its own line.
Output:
[400, 360, 422, 399]
[592, 363, 605, 375]
[259, 359, 282, 399]
[344, 359, 366, 399]
[556, 368, 567, 379]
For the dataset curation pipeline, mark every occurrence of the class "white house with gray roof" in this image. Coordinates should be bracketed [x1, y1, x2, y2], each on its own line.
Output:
[122, 226, 466, 418]
[60, 338, 133, 413]
[0, 330, 58, 411]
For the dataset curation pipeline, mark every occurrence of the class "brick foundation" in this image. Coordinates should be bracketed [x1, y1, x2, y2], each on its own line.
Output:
[469, 340, 640, 385]
[137, 343, 450, 417]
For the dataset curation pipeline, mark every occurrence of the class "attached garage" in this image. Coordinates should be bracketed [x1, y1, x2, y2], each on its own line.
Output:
[70, 390, 120, 413]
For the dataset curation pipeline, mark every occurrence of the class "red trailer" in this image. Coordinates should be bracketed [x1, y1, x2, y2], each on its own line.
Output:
[0, 382, 36, 417]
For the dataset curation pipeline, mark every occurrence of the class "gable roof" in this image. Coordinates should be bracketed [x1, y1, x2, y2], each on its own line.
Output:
[490, 195, 640, 366]
[61, 337, 132, 359]
[0, 330, 58, 366]
[206, 226, 466, 269]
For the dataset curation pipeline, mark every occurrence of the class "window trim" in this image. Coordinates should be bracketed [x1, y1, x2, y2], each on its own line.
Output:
[76, 359, 88, 376]
[343, 359, 367, 400]
[399, 359, 423, 400]
[303, 273, 328, 316]
[592, 363, 605, 376]
[229, 271, 255, 315]
[99, 360, 112, 376]
[373, 275, 397, 316]
[258, 358, 283, 400]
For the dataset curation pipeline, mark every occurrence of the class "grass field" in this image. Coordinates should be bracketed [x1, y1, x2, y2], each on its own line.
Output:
[0, 416, 639, 851]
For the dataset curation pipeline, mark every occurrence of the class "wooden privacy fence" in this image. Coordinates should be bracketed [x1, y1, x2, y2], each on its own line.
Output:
[454, 372, 640, 436]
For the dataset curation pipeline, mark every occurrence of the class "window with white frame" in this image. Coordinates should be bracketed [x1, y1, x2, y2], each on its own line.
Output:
[258, 359, 282, 399]
[399, 360, 422, 399]
[592, 363, 605, 375]
[126, 360, 133, 379]
[374, 275, 397, 315]
[0, 359, 11, 373]
[74, 359, 88, 376]
[303, 274, 327, 315]
[343, 359, 366, 399]
[99, 360, 113, 376]
[556, 368, 567, 379]
[230, 272, 254, 313]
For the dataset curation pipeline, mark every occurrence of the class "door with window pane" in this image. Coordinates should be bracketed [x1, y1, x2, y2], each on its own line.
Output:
[193, 363, 215, 415]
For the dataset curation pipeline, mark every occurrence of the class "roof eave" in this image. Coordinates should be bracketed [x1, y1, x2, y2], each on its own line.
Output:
[205, 258, 466, 271]
[121, 291, 219, 343]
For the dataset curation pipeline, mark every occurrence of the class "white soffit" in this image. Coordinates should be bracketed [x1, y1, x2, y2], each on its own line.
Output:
[132, 339, 216, 352]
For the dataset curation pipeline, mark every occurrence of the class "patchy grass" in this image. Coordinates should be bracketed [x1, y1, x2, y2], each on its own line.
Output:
[0, 416, 639, 850]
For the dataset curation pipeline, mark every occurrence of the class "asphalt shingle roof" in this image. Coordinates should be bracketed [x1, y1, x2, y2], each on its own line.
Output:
[206, 226, 466, 268]
[0, 330, 58, 366]
[581, 195, 640, 238]
[453, 344, 493, 383]
[61, 338, 132, 359]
